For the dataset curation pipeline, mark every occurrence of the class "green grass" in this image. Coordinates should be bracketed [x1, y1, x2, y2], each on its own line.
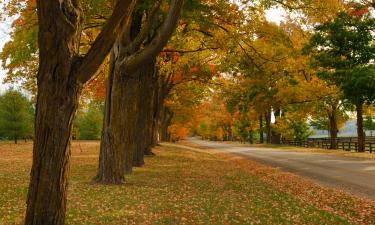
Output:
[220, 141, 375, 159]
[0, 142, 372, 224]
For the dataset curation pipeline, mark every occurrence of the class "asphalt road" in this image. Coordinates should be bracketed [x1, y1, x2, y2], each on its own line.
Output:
[186, 138, 375, 200]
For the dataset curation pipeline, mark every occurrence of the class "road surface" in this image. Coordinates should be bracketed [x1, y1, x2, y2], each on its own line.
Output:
[186, 139, 375, 200]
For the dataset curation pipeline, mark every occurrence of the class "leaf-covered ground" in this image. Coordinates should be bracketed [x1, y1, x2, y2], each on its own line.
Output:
[224, 141, 375, 159]
[0, 141, 374, 224]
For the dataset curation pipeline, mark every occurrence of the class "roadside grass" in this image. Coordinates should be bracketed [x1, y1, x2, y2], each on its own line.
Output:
[219, 141, 375, 159]
[0, 141, 374, 224]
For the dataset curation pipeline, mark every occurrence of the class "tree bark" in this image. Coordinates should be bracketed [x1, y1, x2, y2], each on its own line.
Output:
[151, 74, 171, 146]
[150, 79, 161, 148]
[96, 50, 140, 182]
[259, 114, 264, 144]
[271, 108, 281, 144]
[25, 2, 83, 224]
[265, 111, 272, 144]
[142, 67, 157, 155]
[356, 101, 365, 152]
[160, 107, 173, 142]
[328, 113, 338, 149]
[133, 60, 156, 166]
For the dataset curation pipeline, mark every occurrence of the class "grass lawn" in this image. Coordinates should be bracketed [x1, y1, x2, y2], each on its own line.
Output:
[220, 141, 375, 159]
[0, 141, 374, 224]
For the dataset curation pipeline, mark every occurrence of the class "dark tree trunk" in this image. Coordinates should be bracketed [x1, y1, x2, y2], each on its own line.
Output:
[265, 111, 272, 144]
[143, 67, 157, 156]
[151, 75, 170, 146]
[160, 107, 173, 142]
[14, 137, 18, 144]
[328, 113, 338, 149]
[96, 50, 139, 182]
[97, 45, 143, 181]
[25, 2, 83, 224]
[259, 114, 264, 144]
[26, 74, 82, 225]
[150, 82, 161, 148]
[356, 101, 365, 152]
[271, 108, 281, 144]
[133, 61, 156, 166]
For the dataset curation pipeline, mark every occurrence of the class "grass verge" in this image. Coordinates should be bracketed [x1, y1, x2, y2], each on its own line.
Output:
[219, 141, 375, 159]
[0, 141, 374, 224]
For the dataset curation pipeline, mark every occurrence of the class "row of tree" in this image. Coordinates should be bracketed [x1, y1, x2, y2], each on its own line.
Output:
[165, 2, 375, 151]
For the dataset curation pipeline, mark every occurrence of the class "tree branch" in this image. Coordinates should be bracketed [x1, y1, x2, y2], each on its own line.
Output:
[76, 0, 137, 84]
[121, 0, 162, 55]
[162, 46, 219, 54]
[120, 0, 184, 74]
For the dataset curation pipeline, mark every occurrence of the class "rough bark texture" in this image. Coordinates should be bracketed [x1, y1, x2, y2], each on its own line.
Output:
[328, 112, 338, 149]
[133, 61, 156, 166]
[27, 0, 135, 223]
[259, 114, 264, 144]
[96, 50, 140, 182]
[271, 108, 281, 144]
[356, 101, 365, 152]
[150, 78, 161, 148]
[25, 2, 83, 224]
[265, 111, 272, 144]
[143, 74, 157, 155]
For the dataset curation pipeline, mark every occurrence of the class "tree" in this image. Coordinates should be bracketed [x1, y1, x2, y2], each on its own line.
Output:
[304, 7, 375, 151]
[290, 120, 312, 142]
[0, 89, 33, 143]
[24, 0, 137, 224]
[364, 115, 375, 136]
[309, 96, 349, 149]
[77, 101, 104, 140]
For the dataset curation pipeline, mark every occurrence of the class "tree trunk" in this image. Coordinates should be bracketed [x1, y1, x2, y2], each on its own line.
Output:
[271, 108, 281, 144]
[356, 101, 365, 152]
[26, 75, 82, 225]
[14, 137, 17, 144]
[259, 114, 264, 144]
[150, 78, 162, 147]
[133, 61, 156, 166]
[160, 108, 173, 142]
[328, 113, 338, 149]
[96, 49, 140, 182]
[265, 111, 272, 144]
[143, 68, 157, 155]
[25, 2, 83, 224]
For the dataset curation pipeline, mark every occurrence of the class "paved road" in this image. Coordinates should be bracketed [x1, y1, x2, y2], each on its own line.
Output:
[187, 139, 375, 200]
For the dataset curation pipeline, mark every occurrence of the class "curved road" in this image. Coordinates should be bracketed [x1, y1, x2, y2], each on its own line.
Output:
[186, 139, 375, 200]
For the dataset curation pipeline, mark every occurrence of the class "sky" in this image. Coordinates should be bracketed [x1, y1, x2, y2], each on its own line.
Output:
[0, 4, 286, 92]
[0, 0, 14, 92]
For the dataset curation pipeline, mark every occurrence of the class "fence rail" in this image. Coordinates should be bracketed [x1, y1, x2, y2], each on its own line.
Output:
[282, 137, 374, 153]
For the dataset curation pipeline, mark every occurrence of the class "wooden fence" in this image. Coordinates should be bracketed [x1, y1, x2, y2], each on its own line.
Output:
[282, 137, 375, 153]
